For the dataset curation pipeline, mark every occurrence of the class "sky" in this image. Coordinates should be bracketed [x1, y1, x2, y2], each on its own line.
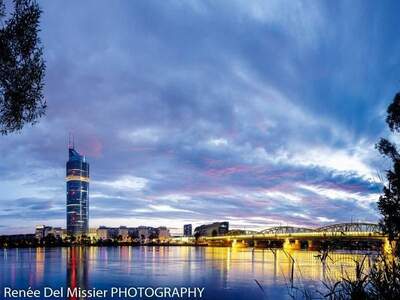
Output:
[1, 0, 400, 234]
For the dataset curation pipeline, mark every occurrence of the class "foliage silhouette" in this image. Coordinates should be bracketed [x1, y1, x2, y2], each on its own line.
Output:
[0, 0, 46, 135]
[376, 93, 400, 246]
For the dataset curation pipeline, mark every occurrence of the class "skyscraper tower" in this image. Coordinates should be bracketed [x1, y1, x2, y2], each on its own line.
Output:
[66, 138, 89, 236]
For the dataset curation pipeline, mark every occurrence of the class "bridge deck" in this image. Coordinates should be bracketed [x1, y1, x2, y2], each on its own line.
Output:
[203, 231, 386, 241]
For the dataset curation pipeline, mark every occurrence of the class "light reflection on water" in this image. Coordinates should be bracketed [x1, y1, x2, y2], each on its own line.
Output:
[0, 247, 374, 300]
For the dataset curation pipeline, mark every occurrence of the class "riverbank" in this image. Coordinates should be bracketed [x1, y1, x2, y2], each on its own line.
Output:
[0, 234, 207, 248]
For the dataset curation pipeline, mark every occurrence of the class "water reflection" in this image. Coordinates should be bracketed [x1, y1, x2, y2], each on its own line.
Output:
[35, 248, 45, 285]
[0, 247, 376, 300]
[66, 247, 88, 300]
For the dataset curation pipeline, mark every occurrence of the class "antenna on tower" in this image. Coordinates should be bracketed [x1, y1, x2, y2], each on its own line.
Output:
[68, 132, 75, 149]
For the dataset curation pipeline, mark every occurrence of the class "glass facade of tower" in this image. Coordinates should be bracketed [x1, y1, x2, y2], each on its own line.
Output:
[66, 147, 89, 236]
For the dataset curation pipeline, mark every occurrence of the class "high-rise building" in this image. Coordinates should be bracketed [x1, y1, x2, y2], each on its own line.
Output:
[183, 224, 192, 236]
[66, 143, 89, 236]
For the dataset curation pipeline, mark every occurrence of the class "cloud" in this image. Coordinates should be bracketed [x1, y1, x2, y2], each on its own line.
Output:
[299, 184, 379, 210]
[120, 128, 163, 144]
[1, 0, 399, 233]
[148, 205, 194, 213]
[207, 138, 228, 147]
[93, 176, 148, 191]
[288, 143, 376, 179]
[317, 216, 336, 223]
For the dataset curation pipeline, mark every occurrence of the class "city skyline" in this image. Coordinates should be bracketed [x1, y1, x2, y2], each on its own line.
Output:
[1, 0, 400, 234]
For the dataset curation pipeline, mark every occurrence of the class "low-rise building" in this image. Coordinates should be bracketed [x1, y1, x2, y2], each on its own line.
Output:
[35, 225, 65, 240]
[88, 228, 98, 240]
[118, 226, 129, 240]
[96, 226, 131, 241]
[138, 226, 150, 242]
[157, 227, 170, 241]
[194, 222, 229, 237]
[35, 225, 172, 243]
[96, 226, 110, 240]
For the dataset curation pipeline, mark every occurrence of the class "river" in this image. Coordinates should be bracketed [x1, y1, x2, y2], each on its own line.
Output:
[0, 246, 375, 299]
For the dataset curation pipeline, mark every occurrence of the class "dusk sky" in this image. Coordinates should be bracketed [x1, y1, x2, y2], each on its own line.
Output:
[1, 0, 400, 234]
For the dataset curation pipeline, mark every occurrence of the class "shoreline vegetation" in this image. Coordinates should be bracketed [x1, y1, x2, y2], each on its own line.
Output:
[0, 234, 386, 251]
[0, 235, 200, 248]
[285, 252, 400, 300]
[270, 252, 400, 300]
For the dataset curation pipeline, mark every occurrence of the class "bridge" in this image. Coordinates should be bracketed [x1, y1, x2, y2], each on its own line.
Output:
[201, 223, 389, 250]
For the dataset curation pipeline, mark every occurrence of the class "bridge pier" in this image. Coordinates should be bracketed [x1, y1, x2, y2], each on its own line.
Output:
[232, 239, 237, 247]
[307, 240, 317, 251]
[231, 239, 247, 248]
[293, 239, 301, 250]
[208, 240, 229, 247]
[253, 240, 275, 248]
[283, 238, 301, 251]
